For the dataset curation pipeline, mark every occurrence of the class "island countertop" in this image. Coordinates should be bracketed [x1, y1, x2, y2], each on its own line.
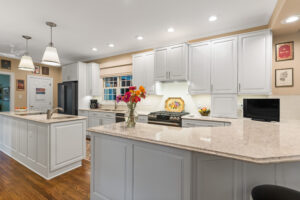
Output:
[0, 112, 86, 124]
[87, 119, 300, 164]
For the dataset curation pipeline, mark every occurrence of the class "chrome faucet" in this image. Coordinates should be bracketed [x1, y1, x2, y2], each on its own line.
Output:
[47, 107, 64, 119]
[114, 100, 118, 110]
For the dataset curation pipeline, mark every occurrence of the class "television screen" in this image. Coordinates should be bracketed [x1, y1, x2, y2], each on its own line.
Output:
[243, 99, 280, 122]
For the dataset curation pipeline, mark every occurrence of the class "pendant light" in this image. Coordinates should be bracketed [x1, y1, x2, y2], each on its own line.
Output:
[41, 21, 61, 66]
[18, 35, 35, 71]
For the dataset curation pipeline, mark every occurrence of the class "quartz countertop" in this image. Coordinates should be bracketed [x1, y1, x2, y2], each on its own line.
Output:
[0, 112, 87, 124]
[79, 108, 126, 113]
[87, 119, 300, 164]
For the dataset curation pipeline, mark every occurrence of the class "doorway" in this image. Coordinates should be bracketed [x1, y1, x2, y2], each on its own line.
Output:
[0, 72, 14, 112]
[27, 75, 53, 112]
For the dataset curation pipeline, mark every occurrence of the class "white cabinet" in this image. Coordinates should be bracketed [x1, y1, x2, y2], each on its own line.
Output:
[86, 63, 100, 96]
[211, 36, 238, 94]
[88, 111, 116, 128]
[188, 41, 211, 94]
[137, 115, 148, 123]
[62, 63, 79, 82]
[154, 43, 188, 81]
[211, 94, 238, 118]
[133, 51, 156, 94]
[238, 30, 272, 94]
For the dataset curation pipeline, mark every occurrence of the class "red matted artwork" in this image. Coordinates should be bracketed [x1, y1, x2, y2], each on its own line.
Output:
[275, 41, 294, 62]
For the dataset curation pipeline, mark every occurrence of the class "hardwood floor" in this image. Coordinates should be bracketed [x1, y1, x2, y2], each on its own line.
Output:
[0, 148, 90, 200]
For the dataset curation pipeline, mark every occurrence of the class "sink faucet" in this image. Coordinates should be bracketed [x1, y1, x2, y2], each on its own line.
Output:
[114, 100, 118, 110]
[47, 107, 64, 119]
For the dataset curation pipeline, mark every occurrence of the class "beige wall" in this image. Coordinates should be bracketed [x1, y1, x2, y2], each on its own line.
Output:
[0, 56, 62, 109]
[272, 32, 300, 95]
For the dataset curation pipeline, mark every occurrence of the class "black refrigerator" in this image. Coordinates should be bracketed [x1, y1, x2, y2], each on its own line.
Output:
[58, 81, 78, 115]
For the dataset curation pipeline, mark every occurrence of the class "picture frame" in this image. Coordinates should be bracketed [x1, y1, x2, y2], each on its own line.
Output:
[42, 67, 49, 75]
[1, 59, 11, 70]
[16, 79, 25, 91]
[275, 68, 294, 87]
[275, 41, 294, 62]
[34, 65, 41, 74]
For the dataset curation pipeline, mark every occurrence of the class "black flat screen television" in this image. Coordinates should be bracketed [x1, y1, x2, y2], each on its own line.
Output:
[243, 99, 280, 122]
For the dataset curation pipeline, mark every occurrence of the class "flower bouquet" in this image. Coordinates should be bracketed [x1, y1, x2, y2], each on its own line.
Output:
[116, 86, 146, 127]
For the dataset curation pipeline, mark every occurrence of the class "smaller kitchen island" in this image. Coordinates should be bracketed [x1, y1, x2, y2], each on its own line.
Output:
[0, 112, 87, 180]
[88, 119, 300, 200]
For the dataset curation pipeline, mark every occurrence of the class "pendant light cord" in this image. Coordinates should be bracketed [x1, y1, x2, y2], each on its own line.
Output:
[25, 39, 28, 55]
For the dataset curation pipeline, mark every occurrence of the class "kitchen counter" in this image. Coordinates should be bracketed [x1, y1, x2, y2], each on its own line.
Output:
[79, 108, 126, 113]
[88, 118, 300, 164]
[0, 112, 86, 124]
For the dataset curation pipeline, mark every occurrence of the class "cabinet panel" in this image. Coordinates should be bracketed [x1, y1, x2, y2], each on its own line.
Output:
[211, 37, 237, 94]
[91, 135, 132, 200]
[0, 116, 3, 146]
[62, 63, 78, 82]
[168, 44, 188, 81]
[211, 95, 237, 118]
[27, 123, 37, 162]
[154, 48, 168, 81]
[133, 143, 191, 200]
[189, 42, 211, 94]
[144, 52, 155, 94]
[86, 63, 100, 96]
[18, 120, 28, 157]
[133, 54, 146, 88]
[238, 30, 272, 94]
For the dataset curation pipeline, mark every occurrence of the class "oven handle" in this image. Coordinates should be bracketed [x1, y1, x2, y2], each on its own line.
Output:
[148, 120, 181, 127]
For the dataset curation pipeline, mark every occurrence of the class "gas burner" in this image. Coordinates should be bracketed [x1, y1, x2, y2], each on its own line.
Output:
[148, 111, 189, 127]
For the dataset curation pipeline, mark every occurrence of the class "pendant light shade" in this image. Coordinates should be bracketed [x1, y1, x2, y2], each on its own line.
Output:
[42, 22, 61, 67]
[18, 35, 35, 71]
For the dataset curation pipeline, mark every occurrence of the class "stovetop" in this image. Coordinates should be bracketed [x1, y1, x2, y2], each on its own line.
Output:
[148, 111, 189, 127]
[148, 111, 189, 117]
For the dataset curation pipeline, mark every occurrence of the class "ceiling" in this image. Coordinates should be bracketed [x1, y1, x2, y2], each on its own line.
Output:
[0, 0, 277, 65]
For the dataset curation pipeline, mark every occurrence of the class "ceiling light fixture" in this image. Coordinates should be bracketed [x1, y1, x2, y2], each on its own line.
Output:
[209, 15, 218, 22]
[41, 22, 61, 67]
[108, 43, 115, 48]
[282, 15, 300, 24]
[136, 36, 144, 40]
[168, 27, 175, 33]
[18, 35, 35, 71]
[92, 47, 98, 52]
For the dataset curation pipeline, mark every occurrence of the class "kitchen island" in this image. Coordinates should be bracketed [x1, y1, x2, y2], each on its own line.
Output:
[0, 112, 87, 180]
[88, 119, 300, 200]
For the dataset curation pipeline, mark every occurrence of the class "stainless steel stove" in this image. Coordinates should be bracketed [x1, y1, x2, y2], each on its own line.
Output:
[148, 111, 189, 127]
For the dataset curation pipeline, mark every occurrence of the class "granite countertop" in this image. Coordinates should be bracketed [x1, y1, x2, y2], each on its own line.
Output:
[87, 118, 300, 164]
[0, 112, 87, 124]
[79, 108, 126, 113]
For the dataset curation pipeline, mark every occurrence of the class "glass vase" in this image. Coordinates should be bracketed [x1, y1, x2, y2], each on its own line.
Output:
[125, 103, 138, 128]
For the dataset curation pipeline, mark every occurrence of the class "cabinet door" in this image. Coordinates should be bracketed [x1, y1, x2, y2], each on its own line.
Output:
[238, 30, 272, 94]
[154, 47, 168, 81]
[211, 94, 237, 118]
[62, 63, 78, 82]
[101, 118, 115, 125]
[144, 52, 155, 94]
[89, 117, 102, 128]
[86, 63, 100, 96]
[167, 44, 188, 81]
[211, 37, 238, 94]
[0, 116, 3, 146]
[189, 42, 211, 94]
[133, 54, 146, 87]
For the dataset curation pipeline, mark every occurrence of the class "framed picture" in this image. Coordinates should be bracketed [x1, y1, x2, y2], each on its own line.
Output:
[42, 67, 49, 75]
[1, 59, 11, 70]
[275, 68, 294, 87]
[16, 79, 25, 91]
[34, 65, 41, 74]
[275, 41, 294, 62]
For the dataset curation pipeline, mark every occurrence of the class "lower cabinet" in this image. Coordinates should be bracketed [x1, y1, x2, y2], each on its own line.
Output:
[90, 133, 300, 200]
[137, 115, 148, 123]
[90, 134, 191, 200]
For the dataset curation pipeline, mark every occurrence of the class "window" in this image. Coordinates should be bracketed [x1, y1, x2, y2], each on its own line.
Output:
[103, 75, 132, 101]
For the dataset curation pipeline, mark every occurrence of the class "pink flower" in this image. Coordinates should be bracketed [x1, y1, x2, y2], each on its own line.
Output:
[116, 95, 122, 103]
[129, 86, 136, 91]
[123, 92, 131, 103]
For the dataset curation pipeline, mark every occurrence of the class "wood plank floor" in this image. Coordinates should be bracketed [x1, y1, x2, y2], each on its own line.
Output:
[0, 151, 90, 200]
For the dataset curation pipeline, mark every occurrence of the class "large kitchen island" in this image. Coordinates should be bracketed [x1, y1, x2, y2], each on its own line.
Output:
[88, 118, 300, 200]
[0, 112, 87, 180]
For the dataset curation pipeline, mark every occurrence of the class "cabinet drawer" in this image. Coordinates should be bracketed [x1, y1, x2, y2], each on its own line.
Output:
[78, 110, 89, 117]
[89, 111, 115, 119]
[137, 115, 148, 123]
[182, 119, 227, 128]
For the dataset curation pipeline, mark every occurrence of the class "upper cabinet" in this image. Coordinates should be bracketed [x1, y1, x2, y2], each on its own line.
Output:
[62, 63, 79, 82]
[154, 43, 188, 81]
[133, 51, 156, 95]
[211, 36, 238, 94]
[86, 63, 100, 96]
[238, 30, 272, 95]
[189, 41, 211, 94]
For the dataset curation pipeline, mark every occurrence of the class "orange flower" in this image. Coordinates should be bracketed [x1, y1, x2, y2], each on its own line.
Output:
[135, 90, 141, 96]
[139, 85, 145, 93]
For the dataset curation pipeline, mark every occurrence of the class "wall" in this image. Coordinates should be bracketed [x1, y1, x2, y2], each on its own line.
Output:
[272, 32, 300, 95]
[0, 56, 62, 109]
[0, 74, 10, 111]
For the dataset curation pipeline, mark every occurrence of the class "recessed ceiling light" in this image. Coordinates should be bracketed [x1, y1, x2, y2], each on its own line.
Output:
[92, 47, 98, 52]
[136, 36, 144, 40]
[108, 43, 115, 48]
[282, 15, 300, 24]
[168, 27, 175, 33]
[209, 15, 218, 22]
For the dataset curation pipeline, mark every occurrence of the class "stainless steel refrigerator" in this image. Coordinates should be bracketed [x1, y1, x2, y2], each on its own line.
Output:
[58, 81, 78, 115]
